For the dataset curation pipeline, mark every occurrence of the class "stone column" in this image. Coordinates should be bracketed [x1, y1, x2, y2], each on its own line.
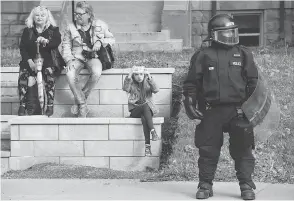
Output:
[191, 0, 213, 48]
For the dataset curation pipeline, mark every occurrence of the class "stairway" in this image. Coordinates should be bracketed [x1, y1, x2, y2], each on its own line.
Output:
[40, 0, 183, 52]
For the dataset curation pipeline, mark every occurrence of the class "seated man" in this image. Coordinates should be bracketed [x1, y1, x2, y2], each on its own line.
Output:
[61, 1, 115, 117]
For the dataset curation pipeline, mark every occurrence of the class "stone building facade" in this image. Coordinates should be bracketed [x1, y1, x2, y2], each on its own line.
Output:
[1, 1, 294, 49]
[163, 0, 294, 48]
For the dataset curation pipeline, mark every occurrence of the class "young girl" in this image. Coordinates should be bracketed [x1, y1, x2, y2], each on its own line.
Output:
[123, 66, 160, 156]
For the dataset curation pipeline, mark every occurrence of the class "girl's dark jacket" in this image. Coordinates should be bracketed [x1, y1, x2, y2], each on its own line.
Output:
[19, 25, 62, 75]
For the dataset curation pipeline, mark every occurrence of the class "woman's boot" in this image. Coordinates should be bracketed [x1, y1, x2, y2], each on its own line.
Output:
[18, 104, 26, 116]
[45, 105, 54, 117]
[26, 84, 42, 115]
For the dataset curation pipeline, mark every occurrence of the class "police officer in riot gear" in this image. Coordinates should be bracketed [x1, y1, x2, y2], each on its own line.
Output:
[183, 14, 258, 200]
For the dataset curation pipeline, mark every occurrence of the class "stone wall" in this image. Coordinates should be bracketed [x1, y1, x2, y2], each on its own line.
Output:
[191, 0, 294, 48]
[8, 116, 163, 171]
[1, 1, 39, 48]
[264, 9, 294, 45]
[161, 0, 191, 47]
[1, 68, 174, 118]
[1, 1, 65, 48]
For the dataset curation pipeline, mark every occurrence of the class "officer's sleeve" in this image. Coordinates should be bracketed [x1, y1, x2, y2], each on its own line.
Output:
[242, 46, 258, 98]
[183, 50, 204, 98]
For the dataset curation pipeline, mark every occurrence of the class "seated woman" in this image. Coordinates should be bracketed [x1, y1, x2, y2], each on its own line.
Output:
[18, 5, 64, 117]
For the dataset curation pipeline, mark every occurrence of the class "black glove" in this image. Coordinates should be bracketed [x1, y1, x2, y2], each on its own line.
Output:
[183, 96, 203, 120]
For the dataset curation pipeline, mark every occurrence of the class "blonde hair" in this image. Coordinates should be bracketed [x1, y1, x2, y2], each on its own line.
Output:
[25, 6, 57, 29]
[76, 1, 95, 23]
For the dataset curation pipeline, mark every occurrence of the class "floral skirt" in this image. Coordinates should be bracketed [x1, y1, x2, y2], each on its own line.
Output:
[18, 67, 57, 105]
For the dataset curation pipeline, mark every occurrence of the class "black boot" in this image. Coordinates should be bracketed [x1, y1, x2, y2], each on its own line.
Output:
[26, 85, 42, 115]
[18, 105, 26, 116]
[45, 105, 54, 117]
[196, 182, 213, 199]
[240, 183, 255, 200]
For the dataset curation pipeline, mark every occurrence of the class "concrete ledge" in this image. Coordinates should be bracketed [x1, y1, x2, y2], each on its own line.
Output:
[9, 117, 164, 125]
[1, 115, 18, 121]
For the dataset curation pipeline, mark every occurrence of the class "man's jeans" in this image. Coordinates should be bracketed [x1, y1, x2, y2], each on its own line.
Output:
[66, 59, 102, 105]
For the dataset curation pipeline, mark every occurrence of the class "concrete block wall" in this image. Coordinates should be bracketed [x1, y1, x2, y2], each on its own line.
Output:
[1, 68, 174, 118]
[8, 117, 164, 171]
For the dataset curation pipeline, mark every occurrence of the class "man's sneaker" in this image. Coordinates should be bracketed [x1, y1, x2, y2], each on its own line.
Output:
[78, 104, 89, 118]
[145, 144, 152, 156]
[18, 105, 26, 116]
[150, 129, 159, 141]
[196, 183, 213, 199]
[240, 184, 255, 200]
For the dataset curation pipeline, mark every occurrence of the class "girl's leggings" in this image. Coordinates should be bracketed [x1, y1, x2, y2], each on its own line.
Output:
[18, 67, 56, 106]
[130, 103, 154, 145]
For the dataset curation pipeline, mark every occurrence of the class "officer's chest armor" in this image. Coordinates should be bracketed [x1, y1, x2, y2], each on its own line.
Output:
[201, 46, 247, 102]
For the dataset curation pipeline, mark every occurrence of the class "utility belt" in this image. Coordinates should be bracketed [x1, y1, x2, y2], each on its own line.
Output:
[205, 102, 248, 120]
[205, 102, 243, 110]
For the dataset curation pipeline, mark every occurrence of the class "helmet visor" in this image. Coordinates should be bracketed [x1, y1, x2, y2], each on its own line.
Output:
[213, 28, 239, 45]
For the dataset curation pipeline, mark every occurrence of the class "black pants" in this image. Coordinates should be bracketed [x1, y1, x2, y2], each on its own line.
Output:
[195, 104, 256, 189]
[130, 103, 154, 145]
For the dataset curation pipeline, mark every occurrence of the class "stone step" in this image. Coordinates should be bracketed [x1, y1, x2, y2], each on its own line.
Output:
[92, 7, 162, 15]
[88, 1, 163, 10]
[114, 30, 170, 42]
[114, 39, 183, 52]
[107, 23, 161, 32]
[96, 14, 161, 24]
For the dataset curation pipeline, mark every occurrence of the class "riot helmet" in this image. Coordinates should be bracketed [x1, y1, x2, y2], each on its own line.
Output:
[205, 14, 239, 46]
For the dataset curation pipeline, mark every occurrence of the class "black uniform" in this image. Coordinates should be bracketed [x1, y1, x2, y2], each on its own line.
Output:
[183, 42, 258, 189]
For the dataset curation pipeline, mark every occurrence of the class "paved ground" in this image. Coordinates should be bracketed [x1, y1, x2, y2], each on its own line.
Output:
[1, 179, 294, 200]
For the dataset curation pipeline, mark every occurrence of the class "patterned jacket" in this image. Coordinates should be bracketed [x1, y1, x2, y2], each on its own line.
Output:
[123, 76, 160, 115]
[61, 19, 115, 63]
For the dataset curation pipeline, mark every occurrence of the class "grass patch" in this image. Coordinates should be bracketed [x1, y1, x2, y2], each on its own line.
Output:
[1, 47, 294, 184]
